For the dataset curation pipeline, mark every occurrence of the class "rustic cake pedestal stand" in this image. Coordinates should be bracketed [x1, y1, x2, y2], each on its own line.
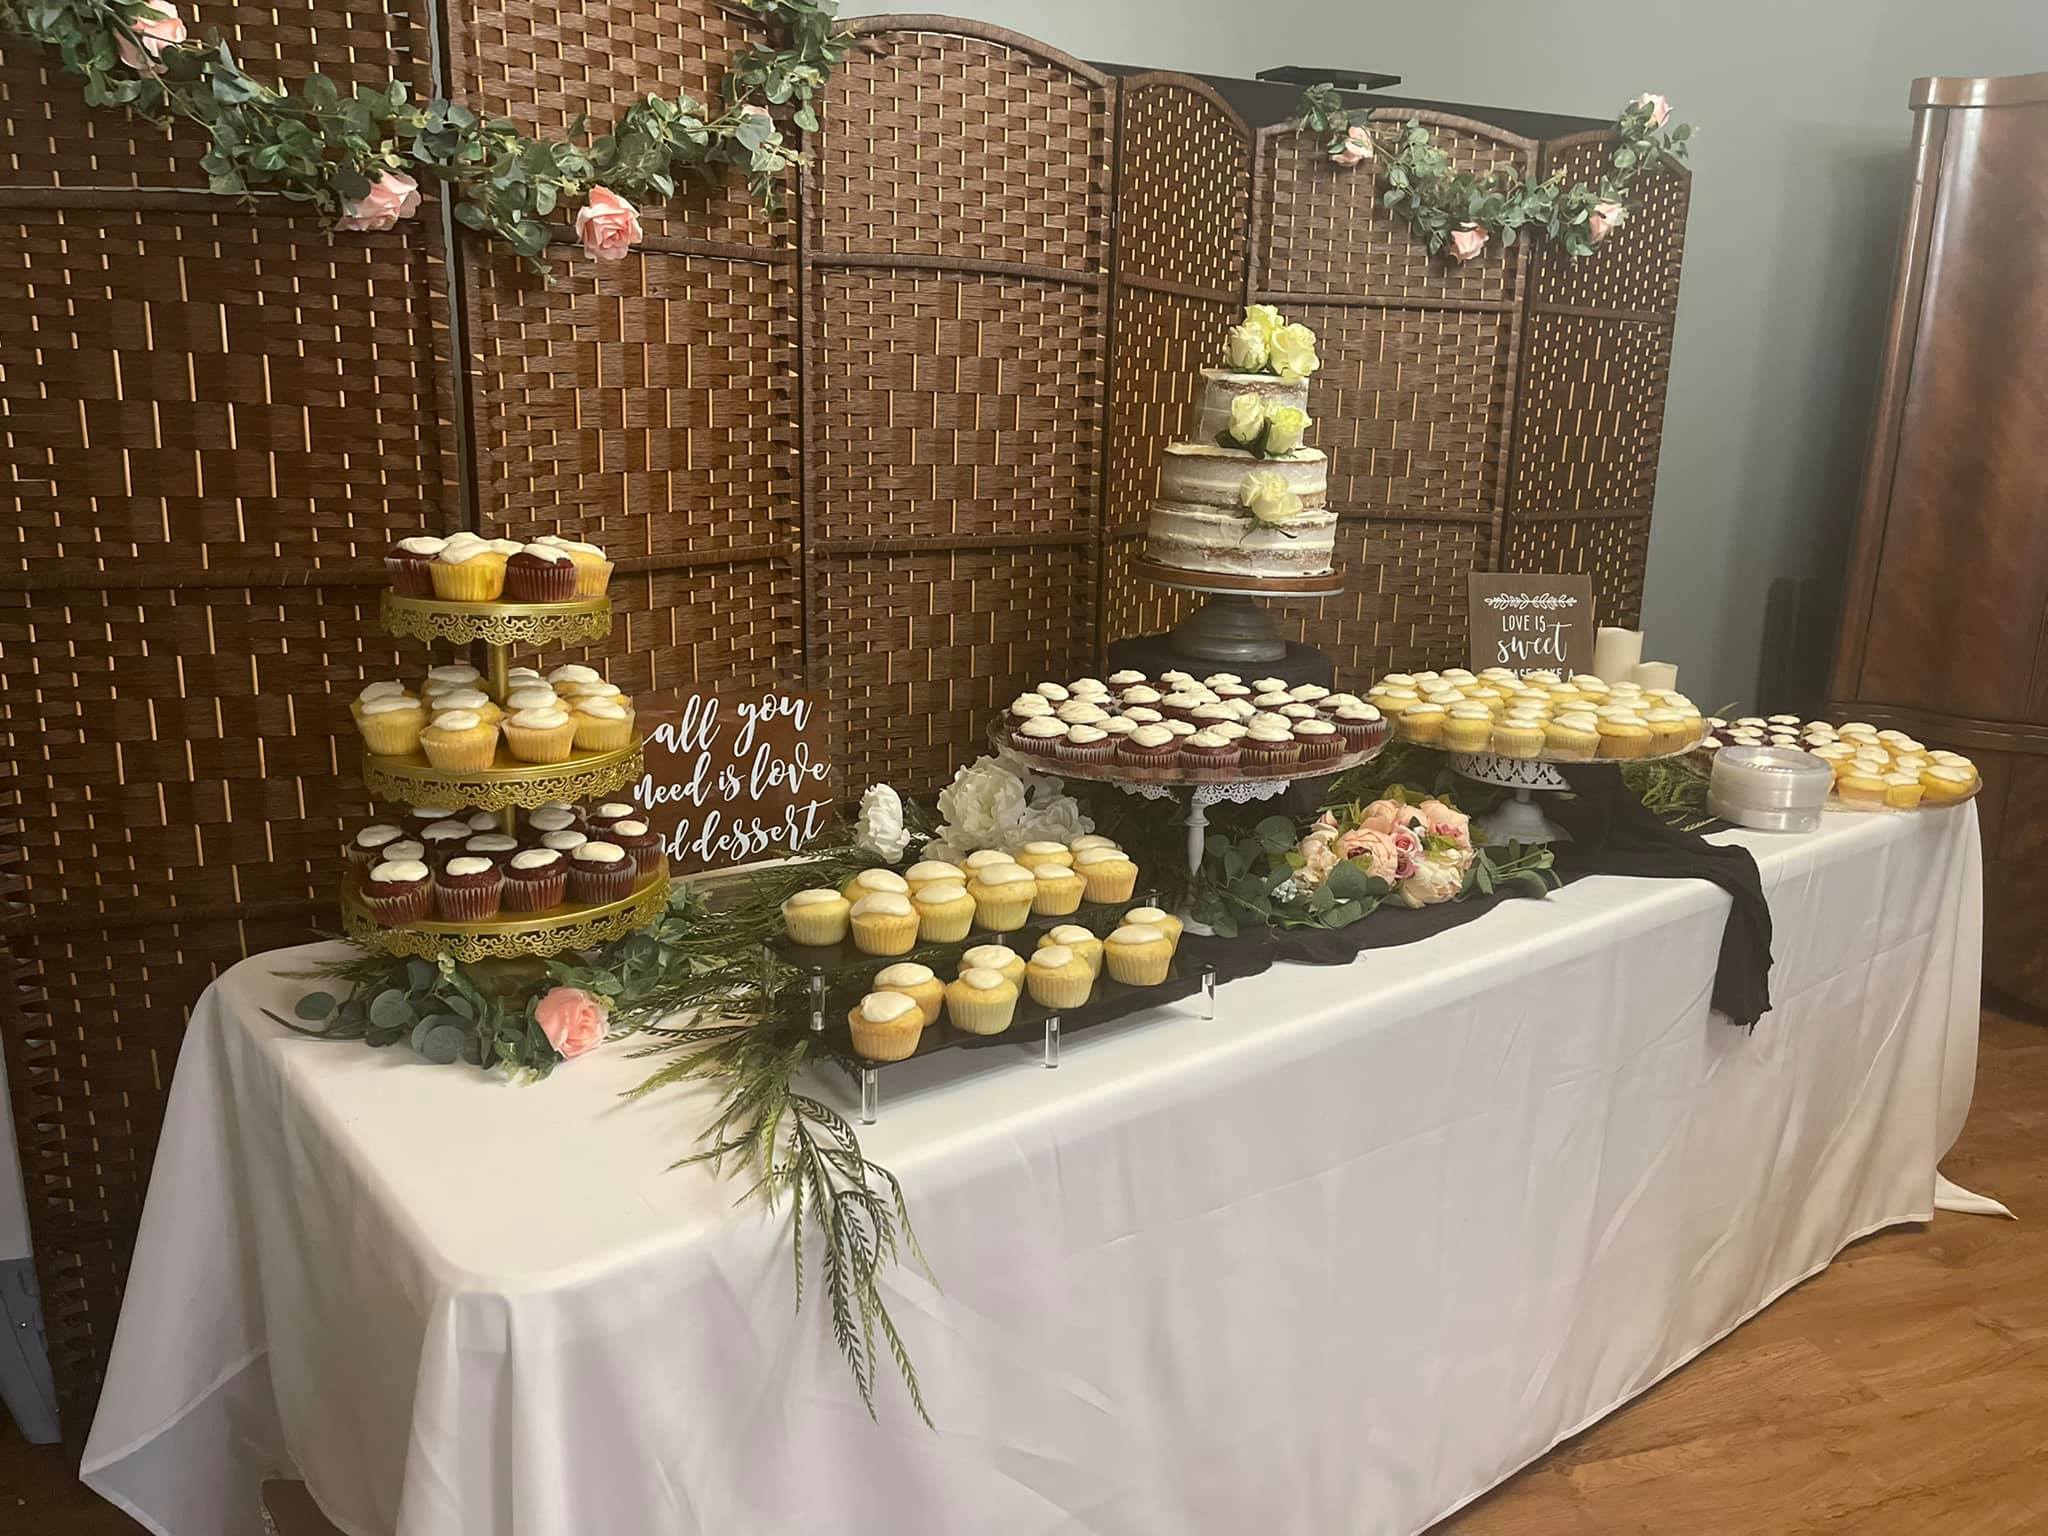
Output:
[1132, 559, 1347, 667]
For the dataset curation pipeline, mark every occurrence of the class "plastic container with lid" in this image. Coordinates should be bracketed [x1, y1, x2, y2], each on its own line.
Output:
[1708, 745, 1834, 832]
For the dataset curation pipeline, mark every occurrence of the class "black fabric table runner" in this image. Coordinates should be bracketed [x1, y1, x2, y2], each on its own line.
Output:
[1244, 767, 1775, 1028]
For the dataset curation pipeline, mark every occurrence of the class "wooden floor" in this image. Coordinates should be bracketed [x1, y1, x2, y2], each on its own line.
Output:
[5, 1006, 2045, 1536]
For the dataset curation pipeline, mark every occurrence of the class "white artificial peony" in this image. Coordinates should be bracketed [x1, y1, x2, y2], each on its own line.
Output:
[853, 783, 910, 862]
[931, 756, 1092, 854]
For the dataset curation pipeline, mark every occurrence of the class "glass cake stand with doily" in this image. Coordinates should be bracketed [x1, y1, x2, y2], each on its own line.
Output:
[1132, 558, 1346, 666]
[992, 722, 1387, 929]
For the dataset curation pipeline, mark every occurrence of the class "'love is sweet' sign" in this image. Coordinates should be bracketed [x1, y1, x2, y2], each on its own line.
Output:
[633, 687, 833, 875]
[1467, 573, 1595, 676]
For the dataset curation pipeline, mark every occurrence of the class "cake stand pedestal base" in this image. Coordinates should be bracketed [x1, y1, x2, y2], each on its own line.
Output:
[1453, 753, 1577, 846]
[1169, 593, 1288, 665]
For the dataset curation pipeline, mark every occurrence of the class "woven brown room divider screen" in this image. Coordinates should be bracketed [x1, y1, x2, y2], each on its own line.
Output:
[800, 17, 1114, 797]
[1102, 73, 1251, 649]
[0, 7, 451, 1439]
[1245, 111, 1536, 685]
[1501, 130, 1691, 627]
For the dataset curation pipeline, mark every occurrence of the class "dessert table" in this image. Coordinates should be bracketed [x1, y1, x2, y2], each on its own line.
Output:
[82, 806, 1983, 1536]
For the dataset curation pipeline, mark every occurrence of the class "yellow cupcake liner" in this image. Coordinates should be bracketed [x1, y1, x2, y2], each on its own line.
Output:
[1031, 875, 1086, 916]
[1105, 942, 1173, 987]
[782, 904, 849, 946]
[420, 727, 499, 772]
[358, 710, 425, 757]
[914, 897, 976, 943]
[502, 720, 579, 764]
[850, 912, 920, 955]
[1078, 864, 1138, 905]
[847, 1008, 923, 1062]
[971, 891, 1037, 932]
[569, 554, 614, 597]
[944, 987, 1017, 1036]
[1026, 968, 1094, 1010]
[430, 556, 506, 602]
[572, 711, 638, 753]
[1596, 732, 1652, 760]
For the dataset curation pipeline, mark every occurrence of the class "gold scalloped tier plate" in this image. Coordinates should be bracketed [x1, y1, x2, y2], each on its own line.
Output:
[362, 742, 644, 812]
[380, 590, 612, 648]
[341, 864, 671, 961]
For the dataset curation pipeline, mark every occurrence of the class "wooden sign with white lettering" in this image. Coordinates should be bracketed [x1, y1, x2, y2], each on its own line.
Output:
[1467, 573, 1595, 676]
[632, 687, 834, 876]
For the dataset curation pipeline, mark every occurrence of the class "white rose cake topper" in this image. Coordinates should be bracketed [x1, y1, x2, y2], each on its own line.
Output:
[1141, 306, 1338, 580]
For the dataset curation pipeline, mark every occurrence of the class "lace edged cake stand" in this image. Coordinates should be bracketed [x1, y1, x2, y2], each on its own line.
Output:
[1451, 746, 1697, 844]
[1132, 558, 1346, 666]
[993, 726, 1387, 931]
[352, 591, 668, 962]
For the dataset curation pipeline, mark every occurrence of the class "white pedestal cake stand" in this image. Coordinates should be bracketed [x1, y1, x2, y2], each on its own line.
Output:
[1452, 746, 1699, 845]
[1132, 557, 1346, 666]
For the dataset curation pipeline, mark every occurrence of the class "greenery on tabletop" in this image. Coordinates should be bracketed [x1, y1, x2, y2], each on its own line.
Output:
[1296, 85, 1693, 263]
[1, 0, 849, 271]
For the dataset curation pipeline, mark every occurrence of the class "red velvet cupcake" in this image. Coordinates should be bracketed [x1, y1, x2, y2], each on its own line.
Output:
[347, 823, 406, 874]
[567, 841, 637, 904]
[502, 848, 568, 911]
[433, 856, 504, 921]
[585, 801, 640, 836]
[1011, 717, 1067, 758]
[1240, 724, 1302, 769]
[384, 536, 446, 596]
[504, 544, 577, 603]
[607, 818, 665, 869]
[1293, 717, 1344, 764]
[1178, 729, 1241, 772]
[461, 833, 521, 868]
[1115, 723, 1180, 769]
[362, 858, 432, 927]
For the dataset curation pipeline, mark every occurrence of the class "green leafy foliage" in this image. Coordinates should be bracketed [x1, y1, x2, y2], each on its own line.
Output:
[1, 0, 849, 272]
[1297, 84, 1693, 262]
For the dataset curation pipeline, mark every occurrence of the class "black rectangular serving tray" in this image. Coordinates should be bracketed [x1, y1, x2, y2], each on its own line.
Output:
[818, 948, 1212, 1068]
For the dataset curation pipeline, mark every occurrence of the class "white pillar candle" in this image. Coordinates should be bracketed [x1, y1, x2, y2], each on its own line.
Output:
[1592, 627, 1643, 683]
[1631, 660, 1679, 692]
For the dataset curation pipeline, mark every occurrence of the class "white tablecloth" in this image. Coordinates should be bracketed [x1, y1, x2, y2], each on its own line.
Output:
[83, 807, 1984, 1536]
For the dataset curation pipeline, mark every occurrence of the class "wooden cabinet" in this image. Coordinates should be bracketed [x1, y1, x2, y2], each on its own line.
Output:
[1830, 72, 2048, 1008]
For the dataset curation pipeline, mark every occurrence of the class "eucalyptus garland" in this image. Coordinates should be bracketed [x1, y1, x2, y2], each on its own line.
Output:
[0, 0, 848, 269]
[1297, 84, 1694, 262]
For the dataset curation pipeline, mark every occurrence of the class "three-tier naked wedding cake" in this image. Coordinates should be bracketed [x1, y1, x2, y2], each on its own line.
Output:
[1143, 307, 1338, 581]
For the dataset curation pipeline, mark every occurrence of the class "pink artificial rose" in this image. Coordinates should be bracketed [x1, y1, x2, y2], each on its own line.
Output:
[116, 0, 186, 70]
[1447, 225, 1489, 264]
[1588, 199, 1626, 243]
[533, 986, 609, 1060]
[1344, 828, 1400, 885]
[575, 185, 643, 263]
[1634, 92, 1672, 128]
[1330, 125, 1374, 168]
[1415, 798, 1472, 851]
[1313, 810, 1339, 834]
[1395, 854, 1465, 908]
[1387, 826, 1423, 881]
[1359, 799, 1427, 837]
[335, 171, 421, 233]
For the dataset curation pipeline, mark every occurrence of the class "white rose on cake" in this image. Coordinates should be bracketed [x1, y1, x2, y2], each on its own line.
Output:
[1264, 405, 1308, 455]
[1226, 393, 1266, 447]
[1242, 304, 1285, 343]
[1224, 322, 1268, 373]
[1241, 470, 1303, 526]
[1267, 323, 1320, 383]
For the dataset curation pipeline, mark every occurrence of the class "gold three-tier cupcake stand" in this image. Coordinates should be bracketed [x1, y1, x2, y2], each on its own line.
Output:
[341, 592, 669, 962]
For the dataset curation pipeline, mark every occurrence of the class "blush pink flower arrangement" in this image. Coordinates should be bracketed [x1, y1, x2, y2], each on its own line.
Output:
[534, 986, 610, 1059]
